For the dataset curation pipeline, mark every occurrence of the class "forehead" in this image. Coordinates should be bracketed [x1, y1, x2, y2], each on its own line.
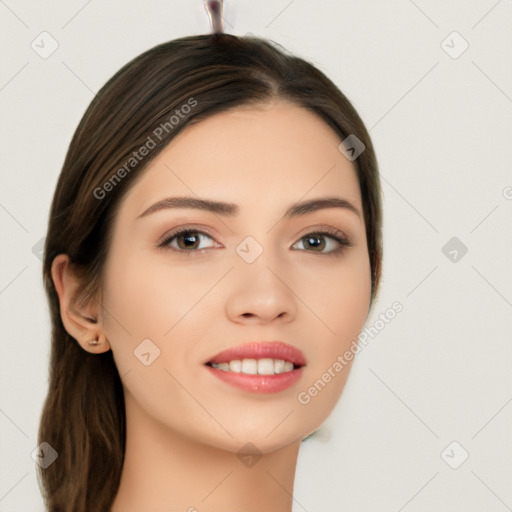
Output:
[120, 101, 362, 218]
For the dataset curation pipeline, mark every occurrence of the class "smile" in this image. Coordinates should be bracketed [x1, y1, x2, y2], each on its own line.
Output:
[204, 341, 306, 393]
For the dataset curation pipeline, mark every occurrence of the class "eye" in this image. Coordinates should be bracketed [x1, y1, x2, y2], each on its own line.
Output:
[292, 228, 353, 256]
[158, 226, 353, 257]
[159, 228, 219, 254]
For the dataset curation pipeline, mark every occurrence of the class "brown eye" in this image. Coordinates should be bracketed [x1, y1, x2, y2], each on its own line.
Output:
[158, 226, 352, 257]
[302, 234, 327, 252]
[160, 229, 217, 252]
[292, 229, 353, 256]
[176, 231, 202, 250]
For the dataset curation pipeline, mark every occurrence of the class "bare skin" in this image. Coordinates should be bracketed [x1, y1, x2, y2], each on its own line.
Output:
[51, 100, 372, 511]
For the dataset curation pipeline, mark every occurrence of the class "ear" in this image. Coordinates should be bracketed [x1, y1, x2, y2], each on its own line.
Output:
[51, 253, 111, 354]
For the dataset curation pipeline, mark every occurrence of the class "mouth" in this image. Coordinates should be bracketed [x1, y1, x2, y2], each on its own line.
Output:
[205, 340, 306, 371]
[203, 341, 306, 393]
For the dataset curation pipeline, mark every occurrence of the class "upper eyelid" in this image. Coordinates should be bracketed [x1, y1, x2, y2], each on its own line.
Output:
[157, 225, 216, 246]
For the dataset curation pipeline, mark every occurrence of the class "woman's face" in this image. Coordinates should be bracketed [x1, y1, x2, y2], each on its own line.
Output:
[100, 100, 371, 453]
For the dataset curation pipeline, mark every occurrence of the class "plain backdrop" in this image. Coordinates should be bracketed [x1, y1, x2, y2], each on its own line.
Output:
[1, 1, 511, 511]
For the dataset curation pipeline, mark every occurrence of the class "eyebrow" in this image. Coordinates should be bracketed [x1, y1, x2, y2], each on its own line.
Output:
[137, 196, 362, 220]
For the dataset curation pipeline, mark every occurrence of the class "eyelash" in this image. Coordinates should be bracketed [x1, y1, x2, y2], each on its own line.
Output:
[157, 226, 353, 258]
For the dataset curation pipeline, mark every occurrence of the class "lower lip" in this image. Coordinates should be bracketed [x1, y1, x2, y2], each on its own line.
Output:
[205, 365, 304, 394]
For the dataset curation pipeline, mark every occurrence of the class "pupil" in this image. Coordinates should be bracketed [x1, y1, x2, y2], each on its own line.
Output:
[306, 235, 324, 251]
[180, 233, 198, 249]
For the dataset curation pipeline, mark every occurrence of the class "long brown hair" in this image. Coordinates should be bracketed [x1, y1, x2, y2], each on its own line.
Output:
[37, 33, 383, 511]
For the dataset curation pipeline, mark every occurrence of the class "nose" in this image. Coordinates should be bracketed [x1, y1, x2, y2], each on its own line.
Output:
[225, 258, 298, 325]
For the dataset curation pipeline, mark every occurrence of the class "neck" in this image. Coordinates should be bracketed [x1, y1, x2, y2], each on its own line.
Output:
[110, 390, 300, 512]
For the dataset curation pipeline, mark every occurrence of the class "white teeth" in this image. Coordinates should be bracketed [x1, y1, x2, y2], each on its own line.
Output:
[229, 360, 241, 373]
[257, 358, 274, 375]
[210, 358, 297, 375]
[274, 359, 285, 374]
[241, 359, 258, 374]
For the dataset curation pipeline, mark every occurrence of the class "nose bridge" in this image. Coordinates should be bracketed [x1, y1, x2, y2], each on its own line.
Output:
[225, 233, 297, 322]
[236, 234, 283, 287]
[235, 229, 292, 285]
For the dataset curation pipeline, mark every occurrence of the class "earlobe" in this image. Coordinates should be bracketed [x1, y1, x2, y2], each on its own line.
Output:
[50, 254, 111, 354]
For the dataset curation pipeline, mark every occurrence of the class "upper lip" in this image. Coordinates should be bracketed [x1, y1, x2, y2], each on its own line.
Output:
[205, 341, 307, 367]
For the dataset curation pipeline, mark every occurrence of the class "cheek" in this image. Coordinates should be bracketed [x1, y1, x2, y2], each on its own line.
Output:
[100, 251, 217, 420]
[103, 249, 215, 338]
[291, 255, 370, 429]
[101, 247, 223, 388]
[295, 250, 371, 401]
[298, 251, 371, 340]
[328, 263, 371, 341]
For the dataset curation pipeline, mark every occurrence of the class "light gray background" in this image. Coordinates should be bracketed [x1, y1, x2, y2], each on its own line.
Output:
[1, 1, 511, 510]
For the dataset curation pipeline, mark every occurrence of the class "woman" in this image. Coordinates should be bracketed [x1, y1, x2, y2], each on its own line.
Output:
[38, 33, 383, 511]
